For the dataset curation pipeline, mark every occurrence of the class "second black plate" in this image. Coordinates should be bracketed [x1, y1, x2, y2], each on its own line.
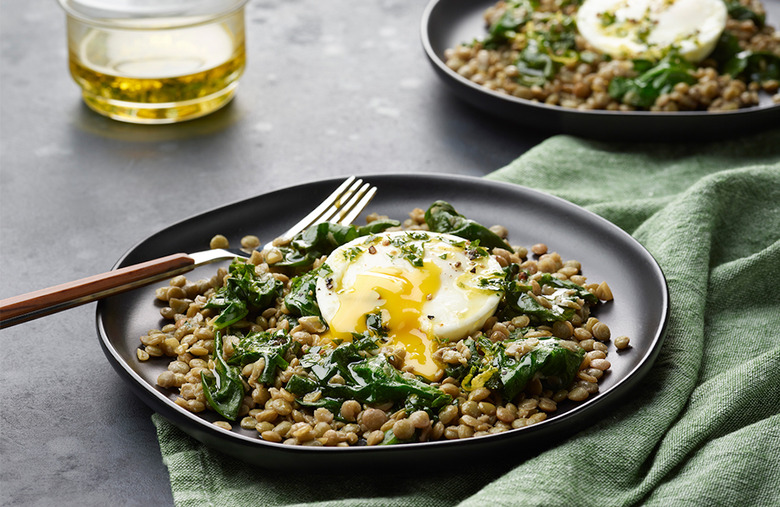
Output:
[421, 0, 780, 140]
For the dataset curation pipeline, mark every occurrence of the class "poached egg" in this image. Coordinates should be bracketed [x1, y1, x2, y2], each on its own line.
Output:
[315, 231, 505, 380]
[576, 0, 728, 62]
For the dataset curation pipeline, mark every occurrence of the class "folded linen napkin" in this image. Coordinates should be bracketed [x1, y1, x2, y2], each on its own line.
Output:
[154, 129, 780, 506]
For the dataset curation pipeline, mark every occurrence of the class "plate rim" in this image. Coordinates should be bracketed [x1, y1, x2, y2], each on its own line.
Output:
[96, 173, 670, 460]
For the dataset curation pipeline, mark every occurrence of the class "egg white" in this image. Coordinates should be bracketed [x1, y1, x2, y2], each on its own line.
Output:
[577, 0, 728, 62]
[315, 231, 505, 379]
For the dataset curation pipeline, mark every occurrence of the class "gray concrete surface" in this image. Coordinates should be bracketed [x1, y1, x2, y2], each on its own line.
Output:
[0, 1, 546, 505]
[3, 0, 779, 505]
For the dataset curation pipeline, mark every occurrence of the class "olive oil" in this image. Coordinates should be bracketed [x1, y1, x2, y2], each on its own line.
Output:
[66, 13, 246, 123]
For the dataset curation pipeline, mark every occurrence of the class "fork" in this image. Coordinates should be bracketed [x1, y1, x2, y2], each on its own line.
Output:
[0, 176, 377, 329]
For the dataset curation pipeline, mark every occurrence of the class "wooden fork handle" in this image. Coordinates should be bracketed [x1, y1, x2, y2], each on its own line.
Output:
[0, 253, 195, 329]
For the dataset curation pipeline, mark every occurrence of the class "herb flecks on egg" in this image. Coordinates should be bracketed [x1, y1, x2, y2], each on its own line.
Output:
[578, 0, 728, 63]
[316, 231, 505, 380]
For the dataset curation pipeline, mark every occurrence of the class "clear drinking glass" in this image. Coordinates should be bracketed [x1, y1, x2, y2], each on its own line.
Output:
[58, 0, 248, 124]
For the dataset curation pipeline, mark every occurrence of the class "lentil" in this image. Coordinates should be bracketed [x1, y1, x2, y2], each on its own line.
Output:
[392, 419, 415, 440]
[340, 400, 361, 422]
[361, 408, 388, 431]
[241, 235, 261, 249]
[209, 234, 229, 249]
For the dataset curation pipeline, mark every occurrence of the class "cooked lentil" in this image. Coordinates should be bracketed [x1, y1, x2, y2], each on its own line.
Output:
[139, 204, 633, 446]
[240, 235, 261, 249]
[209, 234, 229, 250]
[614, 335, 631, 350]
[445, 0, 780, 112]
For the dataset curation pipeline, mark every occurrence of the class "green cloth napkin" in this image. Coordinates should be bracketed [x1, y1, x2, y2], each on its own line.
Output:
[153, 130, 780, 507]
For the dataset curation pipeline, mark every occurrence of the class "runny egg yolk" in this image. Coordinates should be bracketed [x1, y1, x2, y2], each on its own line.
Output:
[317, 231, 506, 381]
[323, 261, 443, 380]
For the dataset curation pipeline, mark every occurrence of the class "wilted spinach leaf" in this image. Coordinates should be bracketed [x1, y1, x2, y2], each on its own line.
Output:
[287, 336, 452, 419]
[458, 336, 584, 401]
[724, 0, 765, 28]
[537, 273, 598, 304]
[204, 260, 283, 329]
[284, 267, 328, 318]
[424, 201, 513, 251]
[498, 273, 596, 324]
[498, 280, 574, 323]
[712, 31, 780, 83]
[364, 310, 388, 337]
[226, 329, 297, 385]
[483, 0, 538, 49]
[275, 219, 399, 269]
[609, 51, 696, 108]
[710, 31, 743, 68]
[494, 337, 584, 400]
[724, 51, 780, 83]
[514, 14, 579, 87]
[378, 428, 408, 445]
[201, 332, 245, 421]
[516, 38, 558, 87]
[505, 289, 575, 323]
[356, 220, 402, 236]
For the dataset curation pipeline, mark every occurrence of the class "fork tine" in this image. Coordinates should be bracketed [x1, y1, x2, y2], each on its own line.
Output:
[319, 180, 369, 224]
[316, 179, 367, 224]
[263, 176, 377, 251]
[273, 176, 356, 242]
[337, 185, 377, 226]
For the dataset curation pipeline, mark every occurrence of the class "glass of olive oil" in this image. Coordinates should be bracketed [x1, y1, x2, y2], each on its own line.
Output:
[58, 0, 248, 124]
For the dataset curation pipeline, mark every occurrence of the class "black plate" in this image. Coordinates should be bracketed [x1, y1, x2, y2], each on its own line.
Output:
[97, 174, 668, 469]
[421, 0, 780, 140]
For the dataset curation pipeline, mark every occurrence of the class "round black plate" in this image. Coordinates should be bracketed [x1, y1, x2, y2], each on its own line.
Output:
[421, 0, 780, 140]
[97, 174, 668, 469]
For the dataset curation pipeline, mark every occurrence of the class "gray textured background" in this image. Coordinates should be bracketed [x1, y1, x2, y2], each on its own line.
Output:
[2, 0, 778, 505]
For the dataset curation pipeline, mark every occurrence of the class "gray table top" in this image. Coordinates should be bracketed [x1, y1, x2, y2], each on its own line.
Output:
[2, 1, 778, 505]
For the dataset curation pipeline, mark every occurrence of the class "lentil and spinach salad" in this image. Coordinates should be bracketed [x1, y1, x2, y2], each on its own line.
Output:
[445, 0, 780, 111]
[138, 202, 628, 447]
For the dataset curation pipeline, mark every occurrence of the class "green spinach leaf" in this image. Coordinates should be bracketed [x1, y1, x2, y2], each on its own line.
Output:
[498, 274, 595, 324]
[201, 333, 245, 421]
[538, 273, 598, 304]
[506, 290, 575, 323]
[275, 219, 399, 269]
[724, 0, 765, 28]
[483, 0, 538, 49]
[284, 267, 328, 318]
[494, 337, 584, 400]
[724, 50, 780, 83]
[710, 31, 743, 66]
[514, 13, 579, 87]
[424, 201, 513, 252]
[609, 51, 696, 108]
[378, 428, 407, 445]
[451, 335, 584, 401]
[712, 31, 780, 83]
[287, 336, 452, 419]
[204, 260, 283, 329]
[516, 38, 558, 87]
[227, 329, 296, 385]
